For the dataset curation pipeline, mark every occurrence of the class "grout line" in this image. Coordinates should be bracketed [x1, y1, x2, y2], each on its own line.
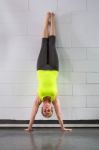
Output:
[86, 0, 87, 10]
[57, 0, 58, 10]
[86, 95, 87, 108]
[28, 0, 29, 11]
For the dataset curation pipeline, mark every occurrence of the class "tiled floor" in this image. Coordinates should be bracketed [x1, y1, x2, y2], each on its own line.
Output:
[0, 127, 99, 150]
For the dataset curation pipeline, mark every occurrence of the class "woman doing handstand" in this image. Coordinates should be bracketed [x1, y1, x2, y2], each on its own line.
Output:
[25, 12, 72, 132]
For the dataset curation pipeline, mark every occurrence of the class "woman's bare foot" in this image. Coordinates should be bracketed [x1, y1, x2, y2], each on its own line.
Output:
[51, 12, 55, 17]
[45, 12, 51, 25]
[48, 12, 52, 25]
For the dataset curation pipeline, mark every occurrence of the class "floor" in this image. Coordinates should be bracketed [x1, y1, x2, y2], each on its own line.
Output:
[0, 127, 99, 150]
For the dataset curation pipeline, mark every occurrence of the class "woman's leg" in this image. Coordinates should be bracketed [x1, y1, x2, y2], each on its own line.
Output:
[37, 13, 50, 70]
[48, 13, 59, 71]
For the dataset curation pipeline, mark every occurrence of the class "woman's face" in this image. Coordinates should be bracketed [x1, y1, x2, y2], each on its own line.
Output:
[42, 98, 52, 117]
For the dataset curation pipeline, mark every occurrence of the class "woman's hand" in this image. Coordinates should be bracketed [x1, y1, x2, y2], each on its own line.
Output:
[24, 128, 33, 132]
[61, 127, 72, 132]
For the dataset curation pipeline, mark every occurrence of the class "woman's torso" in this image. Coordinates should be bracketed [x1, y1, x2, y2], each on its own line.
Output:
[37, 70, 59, 102]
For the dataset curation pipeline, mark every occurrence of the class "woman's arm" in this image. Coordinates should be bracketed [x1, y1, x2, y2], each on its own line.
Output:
[24, 95, 41, 132]
[53, 97, 72, 132]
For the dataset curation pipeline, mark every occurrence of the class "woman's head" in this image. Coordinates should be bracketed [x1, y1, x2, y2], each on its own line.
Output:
[41, 96, 53, 118]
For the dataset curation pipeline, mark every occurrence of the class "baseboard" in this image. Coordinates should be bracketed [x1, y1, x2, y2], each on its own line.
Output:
[0, 119, 99, 127]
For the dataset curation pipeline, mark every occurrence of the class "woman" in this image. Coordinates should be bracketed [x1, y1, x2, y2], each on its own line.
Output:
[25, 12, 72, 132]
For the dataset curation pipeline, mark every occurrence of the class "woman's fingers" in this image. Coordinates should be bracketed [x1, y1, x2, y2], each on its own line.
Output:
[24, 128, 33, 132]
[61, 128, 72, 132]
